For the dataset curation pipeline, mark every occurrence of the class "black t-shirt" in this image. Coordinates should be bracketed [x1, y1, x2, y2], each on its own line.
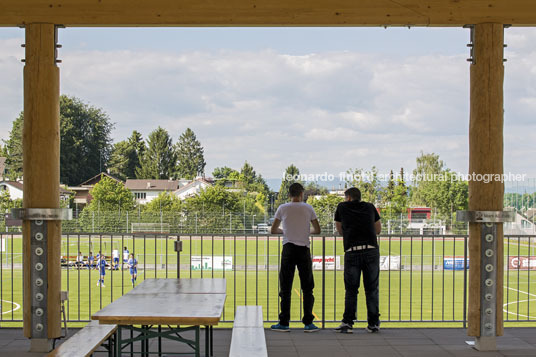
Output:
[334, 200, 380, 251]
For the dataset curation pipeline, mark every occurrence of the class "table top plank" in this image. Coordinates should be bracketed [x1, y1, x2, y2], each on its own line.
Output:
[92, 293, 226, 326]
[131, 278, 226, 294]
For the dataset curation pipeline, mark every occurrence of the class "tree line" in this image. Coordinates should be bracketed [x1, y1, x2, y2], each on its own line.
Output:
[1, 95, 475, 232]
[2, 95, 206, 185]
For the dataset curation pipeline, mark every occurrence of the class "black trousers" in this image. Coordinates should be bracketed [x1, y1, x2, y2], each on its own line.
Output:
[278, 243, 315, 325]
[342, 248, 380, 326]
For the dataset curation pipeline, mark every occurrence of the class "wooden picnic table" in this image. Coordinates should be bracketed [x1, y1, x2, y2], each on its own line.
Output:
[92, 278, 226, 357]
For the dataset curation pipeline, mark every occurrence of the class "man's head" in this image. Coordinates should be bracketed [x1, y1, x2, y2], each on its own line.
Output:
[288, 182, 305, 200]
[344, 187, 361, 202]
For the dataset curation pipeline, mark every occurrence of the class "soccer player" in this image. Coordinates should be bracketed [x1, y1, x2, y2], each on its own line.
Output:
[87, 251, 95, 270]
[97, 254, 107, 287]
[127, 253, 138, 287]
[122, 246, 129, 269]
[112, 249, 120, 270]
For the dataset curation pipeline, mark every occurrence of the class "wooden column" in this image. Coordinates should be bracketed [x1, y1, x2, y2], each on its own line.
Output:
[23, 23, 61, 345]
[468, 23, 504, 339]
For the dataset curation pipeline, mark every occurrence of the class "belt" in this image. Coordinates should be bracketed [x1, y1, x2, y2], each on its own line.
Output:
[345, 245, 376, 252]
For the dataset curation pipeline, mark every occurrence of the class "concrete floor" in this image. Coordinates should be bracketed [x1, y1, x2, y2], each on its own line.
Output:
[0, 327, 535, 356]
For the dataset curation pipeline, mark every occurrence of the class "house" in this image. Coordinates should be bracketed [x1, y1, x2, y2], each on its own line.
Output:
[69, 172, 123, 212]
[125, 179, 179, 204]
[0, 180, 72, 203]
[174, 178, 213, 200]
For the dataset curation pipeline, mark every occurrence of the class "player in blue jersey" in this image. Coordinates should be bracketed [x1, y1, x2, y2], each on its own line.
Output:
[97, 254, 107, 287]
[127, 253, 138, 287]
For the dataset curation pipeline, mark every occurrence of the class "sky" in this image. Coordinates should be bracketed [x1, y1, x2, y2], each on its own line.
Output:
[1, 26, 535, 186]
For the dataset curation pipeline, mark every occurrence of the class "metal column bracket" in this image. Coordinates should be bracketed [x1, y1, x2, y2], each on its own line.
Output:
[12, 208, 72, 339]
[457, 210, 514, 350]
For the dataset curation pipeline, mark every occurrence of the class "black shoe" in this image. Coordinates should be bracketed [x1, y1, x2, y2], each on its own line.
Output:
[334, 322, 353, 334]
[365, 322, 380, 333]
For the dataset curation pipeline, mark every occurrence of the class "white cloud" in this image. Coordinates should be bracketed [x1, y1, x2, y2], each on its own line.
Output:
[1, 28, 536, 180]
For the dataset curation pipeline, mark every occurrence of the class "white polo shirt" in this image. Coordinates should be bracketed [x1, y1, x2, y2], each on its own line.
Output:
[274, 202, 317, 248]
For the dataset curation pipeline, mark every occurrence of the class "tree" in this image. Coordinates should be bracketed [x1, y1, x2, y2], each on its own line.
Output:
[60, 95, 114, 185]
[3, 96, 114, 185]
[0, 190, 22, 231]
[212, 166, 239, 187]
[275, 164, 301, 207]
[184, 185, 241, 212]
[3, 113, 24, 179]
[345, 166, 381, 204]
[306, 194, 343, 232]
[107, 131, 146, 180]
[303, 182, 328, 201]
[143, 191, 182, 212]
[85, 176, 135, 212]
[107, 140, 134, 181]
[174, 128, 206, 180]
[410, 152, 444, 207]
[136, 127, 176, 179]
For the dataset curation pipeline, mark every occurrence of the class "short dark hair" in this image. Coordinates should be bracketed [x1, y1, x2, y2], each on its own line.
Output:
[288, 182, 304, 198]
[345, 187, 361, 202]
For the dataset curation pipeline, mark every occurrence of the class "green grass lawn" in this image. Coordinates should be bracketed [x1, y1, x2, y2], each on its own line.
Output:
[1, 234, 535, 328]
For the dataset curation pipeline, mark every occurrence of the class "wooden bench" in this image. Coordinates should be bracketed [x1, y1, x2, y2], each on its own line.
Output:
[229, 306, 267, 357]
[47, 320, 117, 357]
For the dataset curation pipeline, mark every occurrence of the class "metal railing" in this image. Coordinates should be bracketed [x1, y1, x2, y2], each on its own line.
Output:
[0, 233, 534, 326]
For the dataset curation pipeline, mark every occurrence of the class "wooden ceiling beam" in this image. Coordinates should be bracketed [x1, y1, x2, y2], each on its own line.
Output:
[1, 0, 536, 27]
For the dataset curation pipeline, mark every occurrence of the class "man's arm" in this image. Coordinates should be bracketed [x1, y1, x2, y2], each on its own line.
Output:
[335, 221, 343, 235]
[310, 219, 321, 234]
[375, 219, 382, 234]
[271, 218, 283, 234]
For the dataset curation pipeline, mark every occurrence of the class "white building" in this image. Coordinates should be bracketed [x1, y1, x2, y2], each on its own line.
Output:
[0, 180, 72, 203]
[174, 178, 213, 200]
[125, 179, 179, 204]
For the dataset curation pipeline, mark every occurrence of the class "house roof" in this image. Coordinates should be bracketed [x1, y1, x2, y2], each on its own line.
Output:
[0, 180, 71, 195]
[1, 181, 23, 190]
[175, 178, 212, 195]
[125, 179, 179, 191]
[78, 172, 123, 187]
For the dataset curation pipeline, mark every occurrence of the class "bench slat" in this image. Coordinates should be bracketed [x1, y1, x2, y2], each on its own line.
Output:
[229, 327, 267, 357]
[47, 321, 117, 357]
[233, 306, 263, 328]
[230, 306, 267, 357]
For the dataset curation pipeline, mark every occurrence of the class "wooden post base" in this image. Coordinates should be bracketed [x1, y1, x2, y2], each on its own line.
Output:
[30, 338, 53, 352]
[474, 336, 497, 351]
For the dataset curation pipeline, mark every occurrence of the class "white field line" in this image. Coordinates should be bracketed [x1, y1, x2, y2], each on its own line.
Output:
[0, 299, 21, 315]
[503, 286, 536, 319]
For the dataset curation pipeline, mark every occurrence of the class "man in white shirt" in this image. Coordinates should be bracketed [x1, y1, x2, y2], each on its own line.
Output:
[270, 183, 321, 332]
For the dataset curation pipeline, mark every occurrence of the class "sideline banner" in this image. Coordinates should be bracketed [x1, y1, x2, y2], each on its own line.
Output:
[380, 256, 400, 271]
[444, 256, 469, 270]
[191, 256, 233, 271]
[508, 256, 536, 270]
[312, 256, 341, 270]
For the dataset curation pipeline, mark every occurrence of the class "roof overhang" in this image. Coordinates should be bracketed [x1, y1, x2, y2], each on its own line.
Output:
[1, 0, 536, 27]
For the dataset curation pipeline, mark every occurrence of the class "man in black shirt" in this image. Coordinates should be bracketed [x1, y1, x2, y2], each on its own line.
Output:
[334, 187, 381, 333]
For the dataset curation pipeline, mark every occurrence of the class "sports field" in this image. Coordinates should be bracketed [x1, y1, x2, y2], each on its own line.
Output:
[0, 234, 535, 328]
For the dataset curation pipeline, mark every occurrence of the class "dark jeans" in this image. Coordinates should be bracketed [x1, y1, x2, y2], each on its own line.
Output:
[278, 243, 315, 325]
[342, 248, 380, 326]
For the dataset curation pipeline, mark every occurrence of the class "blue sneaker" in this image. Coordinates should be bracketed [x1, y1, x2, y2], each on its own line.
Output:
[304, 323, 320, 333]
[271, 323, 290, 332]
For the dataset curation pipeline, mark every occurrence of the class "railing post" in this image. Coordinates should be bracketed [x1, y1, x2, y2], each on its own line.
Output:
[463, 234, 468, 329]
[322, 235, 325, 329]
